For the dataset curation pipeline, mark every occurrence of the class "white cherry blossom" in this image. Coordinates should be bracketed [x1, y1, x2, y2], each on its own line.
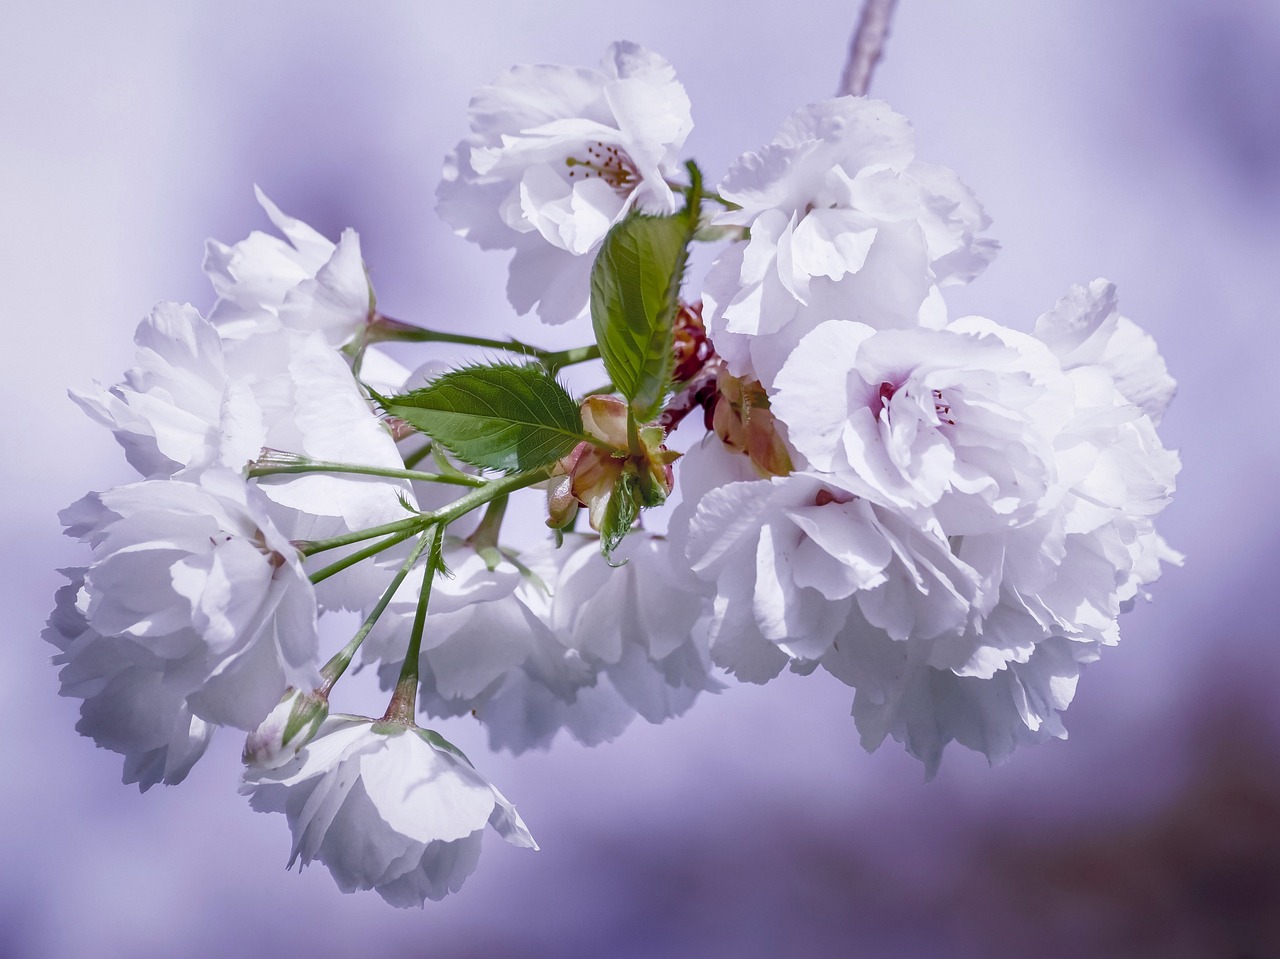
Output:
[204, 187, 374, 347]
[1034, 278, 1177, 425]
[702, 96, 997, 387]
[45, 570, 213, 790]
[70, 302, 416, 612]
[771, 317, 1072, 534]
[437, 41, 693, 324]
[671, 441, 980, 681]
[242, 717, 536, 906]
[61, 469, 320, 730]
[70, 301, 266, 478]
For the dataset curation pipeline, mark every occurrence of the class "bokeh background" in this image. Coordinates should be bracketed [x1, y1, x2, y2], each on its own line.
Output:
[4, 1, 1280, 956]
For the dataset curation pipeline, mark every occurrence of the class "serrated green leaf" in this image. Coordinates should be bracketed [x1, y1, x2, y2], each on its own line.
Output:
[599, 470, 640, 561]
[378, 364, 588, 473]
[590, 213, 692, 422]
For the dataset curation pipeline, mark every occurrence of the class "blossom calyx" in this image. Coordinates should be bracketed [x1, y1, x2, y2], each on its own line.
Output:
[242, 687, 330, 769]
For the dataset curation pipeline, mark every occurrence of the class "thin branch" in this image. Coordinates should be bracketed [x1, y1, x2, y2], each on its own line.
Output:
[836, 0, 900, 98]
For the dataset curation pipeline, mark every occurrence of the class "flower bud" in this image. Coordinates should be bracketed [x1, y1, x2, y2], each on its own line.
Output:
[710, 370, 793, 478]
[545, 396, 679, 535]
[242, 688, 329, 769]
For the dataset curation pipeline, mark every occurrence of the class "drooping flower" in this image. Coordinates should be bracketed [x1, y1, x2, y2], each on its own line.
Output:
[542, 533, 720, 726]
[810, 295, 1182, 771]
[45, 569, 213, 790]
[241, 716, 536, 906]
[204, 187, 374, 347]
[702, 96, 997, 387]
[437, 41, 693, 324]
[60, 469, 321, 730]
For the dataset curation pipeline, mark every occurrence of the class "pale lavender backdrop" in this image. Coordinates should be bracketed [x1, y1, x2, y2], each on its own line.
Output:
[4, 1, 1279, 957]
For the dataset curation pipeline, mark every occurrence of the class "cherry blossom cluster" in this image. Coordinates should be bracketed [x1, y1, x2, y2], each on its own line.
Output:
[47, 40, 1180, 905]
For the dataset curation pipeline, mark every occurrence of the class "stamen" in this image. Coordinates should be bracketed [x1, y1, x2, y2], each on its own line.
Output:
[564, 141, 639, 193]
[932, 389, 955, 426]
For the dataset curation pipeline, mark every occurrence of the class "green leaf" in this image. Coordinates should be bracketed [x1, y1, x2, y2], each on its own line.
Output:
[590, 213, 692, 422]
[599, 470, 641, 562]
[376, 363, 588, 473]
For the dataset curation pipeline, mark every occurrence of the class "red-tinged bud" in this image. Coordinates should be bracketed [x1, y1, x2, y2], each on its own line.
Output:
[711, 370, 794, 478]
[672, 301, 712, 384]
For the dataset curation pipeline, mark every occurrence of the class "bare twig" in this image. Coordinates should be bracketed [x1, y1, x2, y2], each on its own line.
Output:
[836, 0, 900, 97]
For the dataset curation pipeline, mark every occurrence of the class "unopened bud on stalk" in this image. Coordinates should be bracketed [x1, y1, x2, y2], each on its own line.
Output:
[242, 688, 329, 769]
[545, 395, 679, 534]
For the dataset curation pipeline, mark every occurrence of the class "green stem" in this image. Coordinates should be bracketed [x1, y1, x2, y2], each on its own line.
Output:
[466, 495, 509, 570]
[307, 528, 417, 585]
[382, 525, 445, 724]
[540, 343, 601, 374]
[251, 458, 485, 488]
[319, 531, 432, 694]
[431, 467, 552, 526]
[296, 515, 428, 557]
[295, 467, 549, 558]
[401, 441, 434, 469]
[368, 314, 600, 371]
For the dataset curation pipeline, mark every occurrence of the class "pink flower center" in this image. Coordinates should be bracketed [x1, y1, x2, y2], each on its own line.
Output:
[875, 381, 898, 421]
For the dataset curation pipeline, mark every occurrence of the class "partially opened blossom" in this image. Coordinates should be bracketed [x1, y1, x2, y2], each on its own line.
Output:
[45, 570, 213, 790]
[61, 469, 320, 730]
[703, 96, 997, 387]
[437, 41, 693, 324]
[242, 716, 536, 906]
[204, 187, 374, 347]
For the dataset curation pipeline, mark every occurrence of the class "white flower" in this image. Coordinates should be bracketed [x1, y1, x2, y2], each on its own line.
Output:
[544, 533, 720, 725]
[823, 619, 1096, 776]
[771, 317, 1072, 533]
[70, 302, 266, 478]
[204, 187, 374, 347]
[702, 97, 996, 387]
[61, 469, 320, 730]
[45, 569, 213, 790]
[1033, 278, 1177, 425]
[363, 534, 718, 753]
[437, 41, 693, 324]
[70, 301, 416, 612]
[809, 298, 1182, 771]
[671, 440, 979, 682]
[241, 717, 536, 906]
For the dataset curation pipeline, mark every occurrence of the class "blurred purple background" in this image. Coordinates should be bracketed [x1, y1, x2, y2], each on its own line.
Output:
[5, 1, 1280, 956]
